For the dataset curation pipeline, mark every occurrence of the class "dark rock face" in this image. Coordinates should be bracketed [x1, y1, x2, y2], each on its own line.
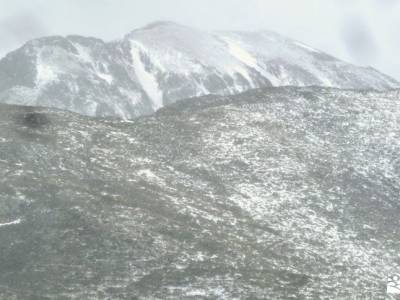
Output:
[18, 111, 50, 129]
[0, 22, 398, 119]
[0, 87, 399, 299]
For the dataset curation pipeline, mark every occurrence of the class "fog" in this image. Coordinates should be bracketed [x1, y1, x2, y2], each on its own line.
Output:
[0, 0, 399, 79]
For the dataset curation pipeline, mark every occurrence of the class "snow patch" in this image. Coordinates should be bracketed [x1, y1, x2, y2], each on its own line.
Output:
[97, 72, 113, 84]
[0, 218, 22, 227]
[137, 169, 165, 185]
[72, 43, 93, 63]
[130, 41, 163, 110]
[223, 38, 257, 68]
[36, 63, 58, 87]
[234, 66, 255, 87]
[293, 41, 320, 53]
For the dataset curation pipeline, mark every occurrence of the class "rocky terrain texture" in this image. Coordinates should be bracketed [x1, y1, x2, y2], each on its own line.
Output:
[0, 87, 399, 299]
[0, 21, 398, 119]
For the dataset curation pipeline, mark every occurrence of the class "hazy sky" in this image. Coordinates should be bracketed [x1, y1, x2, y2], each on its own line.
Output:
[0, 0, 399, 79]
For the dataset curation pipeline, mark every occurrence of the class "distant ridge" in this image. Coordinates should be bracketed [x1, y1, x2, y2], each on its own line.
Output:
[0, 21, 398, 119]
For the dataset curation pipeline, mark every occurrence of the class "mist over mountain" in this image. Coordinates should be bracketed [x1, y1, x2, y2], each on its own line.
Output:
[0, 21, 398, 119]
[0, 86, 399, 299]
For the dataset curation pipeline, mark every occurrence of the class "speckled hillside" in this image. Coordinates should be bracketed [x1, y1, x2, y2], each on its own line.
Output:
[0, 86, 399, 299]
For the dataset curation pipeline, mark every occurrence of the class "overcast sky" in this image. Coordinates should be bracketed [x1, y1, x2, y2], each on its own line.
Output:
[0, 0, 399, 79]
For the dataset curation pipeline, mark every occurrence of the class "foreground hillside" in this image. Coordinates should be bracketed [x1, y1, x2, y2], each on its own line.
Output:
[0, 21, 398, 119]
[0, 87, 399, 299]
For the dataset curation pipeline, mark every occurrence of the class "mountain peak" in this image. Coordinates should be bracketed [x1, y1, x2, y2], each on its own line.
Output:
[140, 20, 187, 31]
[0, 22, 398, 119]
[125, 21, 195, 40]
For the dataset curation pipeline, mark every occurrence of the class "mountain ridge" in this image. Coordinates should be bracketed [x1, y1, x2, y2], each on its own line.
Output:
[0, 21, 398, 119]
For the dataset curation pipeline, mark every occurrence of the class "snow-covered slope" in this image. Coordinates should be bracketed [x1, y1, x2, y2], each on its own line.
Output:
[0, 87, 399, 298]
[0, 21, 398, 118]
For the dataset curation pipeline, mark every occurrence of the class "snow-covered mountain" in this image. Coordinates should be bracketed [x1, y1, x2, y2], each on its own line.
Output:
[0, 21, 398, 118]
[1, 87, 399, 298]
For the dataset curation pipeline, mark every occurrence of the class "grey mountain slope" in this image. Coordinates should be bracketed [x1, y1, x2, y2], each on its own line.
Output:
[0, 21, 398, 119]
[0, 87, 399, 299]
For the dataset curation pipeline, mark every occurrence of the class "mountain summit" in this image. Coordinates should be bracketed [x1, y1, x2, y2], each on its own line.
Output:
[0, 22, 398, 118]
